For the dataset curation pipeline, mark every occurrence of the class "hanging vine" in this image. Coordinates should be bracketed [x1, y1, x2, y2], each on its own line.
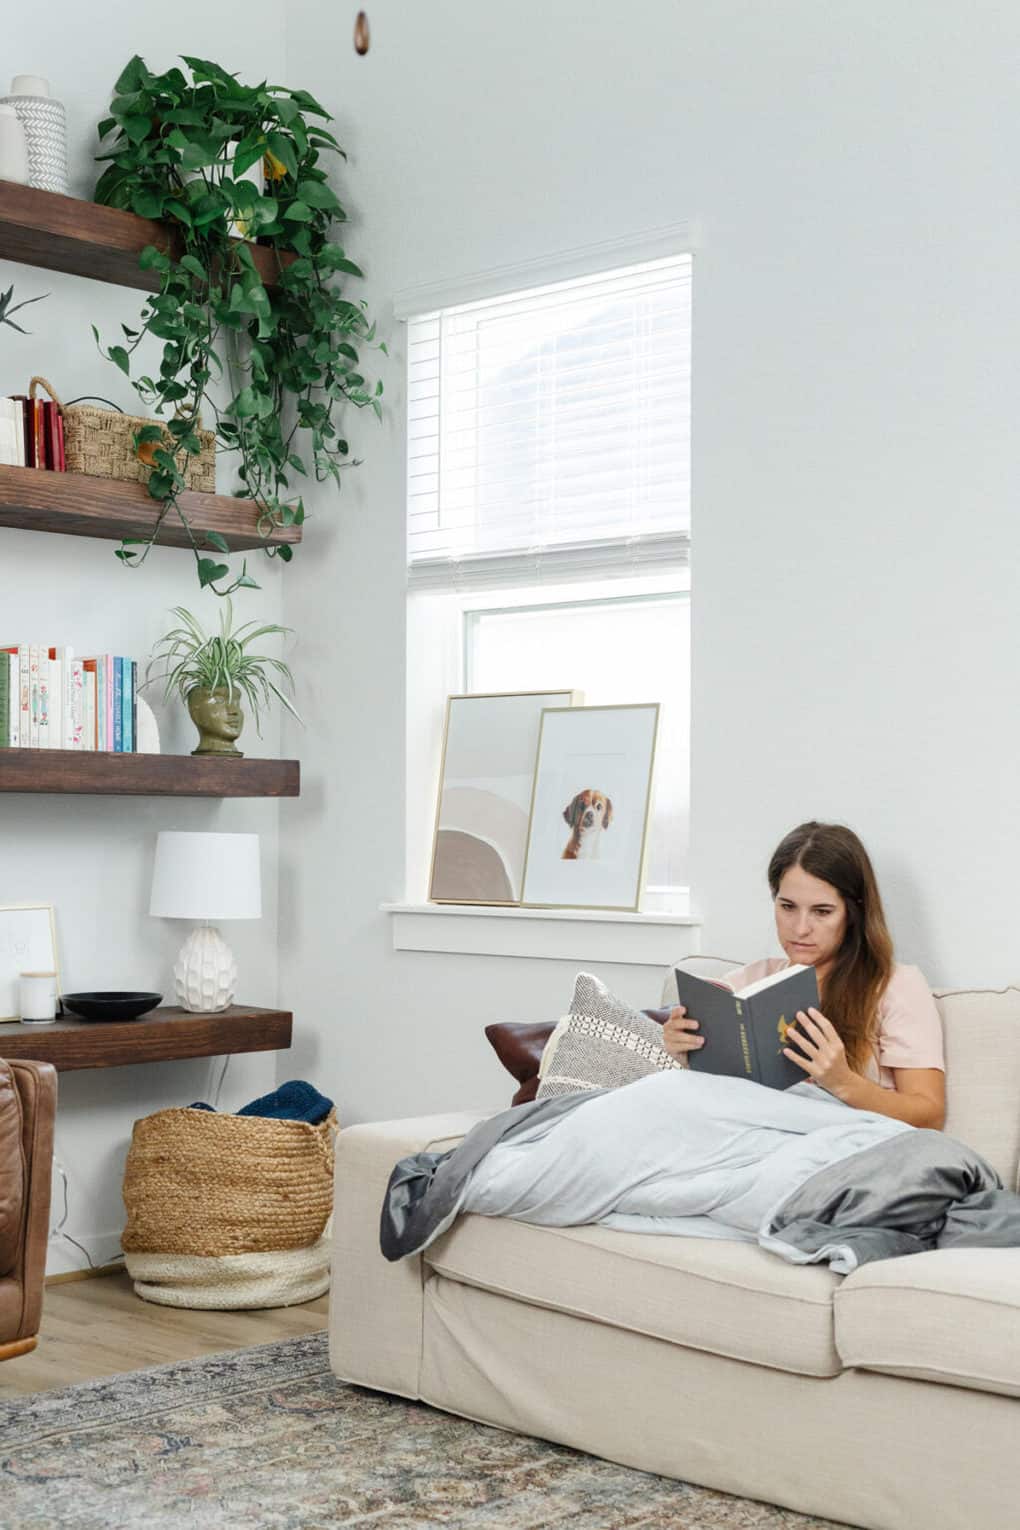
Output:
[93, 54, 383, 594]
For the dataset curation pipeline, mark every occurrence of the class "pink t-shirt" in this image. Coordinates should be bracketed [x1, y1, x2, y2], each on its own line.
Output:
[722, 959, 945, 1089]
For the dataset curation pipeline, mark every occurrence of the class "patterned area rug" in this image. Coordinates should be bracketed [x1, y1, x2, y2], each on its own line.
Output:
[0, 1332, 851, 1530]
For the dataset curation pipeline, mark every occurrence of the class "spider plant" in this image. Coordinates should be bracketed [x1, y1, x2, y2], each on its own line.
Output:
[0, 284, 48, 333]
[146, 599, 301, 736]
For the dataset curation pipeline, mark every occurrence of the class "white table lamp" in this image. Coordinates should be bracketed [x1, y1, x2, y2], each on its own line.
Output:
[149, 831, 262, 1012]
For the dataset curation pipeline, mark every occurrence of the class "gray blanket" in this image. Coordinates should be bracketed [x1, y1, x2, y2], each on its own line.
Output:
[381, 1071, 1020, 1272]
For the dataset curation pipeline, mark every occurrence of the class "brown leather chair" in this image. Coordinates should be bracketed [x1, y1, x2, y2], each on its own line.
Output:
[0, 1059, 56, 1361]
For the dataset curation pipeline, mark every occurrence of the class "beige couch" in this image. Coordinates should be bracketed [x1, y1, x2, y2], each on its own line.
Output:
[330, 962, 1020, 1530]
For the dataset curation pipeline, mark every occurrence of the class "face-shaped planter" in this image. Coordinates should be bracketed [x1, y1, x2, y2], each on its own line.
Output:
[187, 686, 245, 757]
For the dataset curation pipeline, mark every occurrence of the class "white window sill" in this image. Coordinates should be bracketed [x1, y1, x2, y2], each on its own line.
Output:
[381, 901, 702, 966]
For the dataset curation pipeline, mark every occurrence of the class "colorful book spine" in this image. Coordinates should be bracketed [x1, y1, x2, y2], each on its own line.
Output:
[0, 658, 8, 747]
[82, 663, 97, 751]
[106, 656, 115, 752]
[113, 658, 123, 752]
[0, 648, 20, 747]
[69, 660, 84, 749]
[28, 645, 41, 747]
[131, 661, 138, 753]
[120, 657, 133, 753]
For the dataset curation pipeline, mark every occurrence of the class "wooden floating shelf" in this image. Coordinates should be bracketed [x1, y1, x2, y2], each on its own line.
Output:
[0, 1005, 293, 1072]
[0, 749, 300, 798]
[0, 179, 293, 293]
[0, 465, 302, 552]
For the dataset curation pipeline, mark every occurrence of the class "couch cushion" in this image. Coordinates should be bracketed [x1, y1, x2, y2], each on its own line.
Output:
[426, 1214, 843, 1377]
[936, 986, 1020, 1187]
[0, 1065, 25, 1278]
[836, 1248, 1020, 1397]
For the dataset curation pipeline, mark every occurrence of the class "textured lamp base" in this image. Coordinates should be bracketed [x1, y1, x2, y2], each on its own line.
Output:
[174, 926, 237, 1013]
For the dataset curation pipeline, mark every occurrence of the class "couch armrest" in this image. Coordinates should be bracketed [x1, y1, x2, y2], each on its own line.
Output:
[329, 1110, 492, 1398]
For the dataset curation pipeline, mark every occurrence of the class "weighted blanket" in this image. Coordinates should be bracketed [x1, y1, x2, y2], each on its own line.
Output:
[381, 1070, 1020, 1273]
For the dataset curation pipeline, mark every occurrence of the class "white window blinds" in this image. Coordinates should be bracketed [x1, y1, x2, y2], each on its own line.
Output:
[406, 254, 692, 590]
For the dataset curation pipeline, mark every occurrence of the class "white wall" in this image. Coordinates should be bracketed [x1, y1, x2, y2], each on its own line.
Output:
[1, 9, 288, 1270]
[280, 0, 1020, 1132]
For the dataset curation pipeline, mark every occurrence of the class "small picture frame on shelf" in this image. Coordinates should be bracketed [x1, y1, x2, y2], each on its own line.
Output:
[0, 903, 60, 1022]
[520, 703, 660, 912]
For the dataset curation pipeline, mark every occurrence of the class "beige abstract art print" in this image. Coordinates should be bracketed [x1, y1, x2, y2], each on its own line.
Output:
[429, 691, 579, 905]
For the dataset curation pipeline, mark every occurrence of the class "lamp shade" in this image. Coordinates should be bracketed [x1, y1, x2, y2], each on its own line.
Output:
[149, 831, 262, 921]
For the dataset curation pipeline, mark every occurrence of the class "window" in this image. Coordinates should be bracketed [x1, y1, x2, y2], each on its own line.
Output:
[404, 251, 692, 909]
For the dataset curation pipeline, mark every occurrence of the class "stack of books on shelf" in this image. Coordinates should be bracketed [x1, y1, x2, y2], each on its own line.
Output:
[0, 647, 138, 751]
[0, 394, 66, 469]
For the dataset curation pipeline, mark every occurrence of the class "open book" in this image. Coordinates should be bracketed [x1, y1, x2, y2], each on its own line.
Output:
[673, 964, 821, 1089]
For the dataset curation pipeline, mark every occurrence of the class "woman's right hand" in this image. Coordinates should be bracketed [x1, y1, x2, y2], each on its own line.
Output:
[662, 1004, 705, 1059]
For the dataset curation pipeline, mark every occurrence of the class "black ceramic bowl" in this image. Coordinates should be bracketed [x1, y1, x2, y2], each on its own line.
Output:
[61, 992, 163, 1022]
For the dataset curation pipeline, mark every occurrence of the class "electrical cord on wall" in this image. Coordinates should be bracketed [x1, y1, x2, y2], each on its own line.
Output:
[210, 1053, 231, 1110]
[50, 1158, 124, 1272]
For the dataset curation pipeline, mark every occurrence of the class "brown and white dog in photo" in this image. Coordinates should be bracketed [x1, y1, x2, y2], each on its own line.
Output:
[561, 789, 613, 859]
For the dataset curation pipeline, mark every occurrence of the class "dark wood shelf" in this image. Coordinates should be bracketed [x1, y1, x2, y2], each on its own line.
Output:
[0, 465, 302, 553]
[0, 179, 293, 293]
[0, 1004, 292, 1071]
[0, 749, 299, 798]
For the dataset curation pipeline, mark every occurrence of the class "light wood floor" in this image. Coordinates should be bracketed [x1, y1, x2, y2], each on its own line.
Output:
[0, 1268, 328, 1399]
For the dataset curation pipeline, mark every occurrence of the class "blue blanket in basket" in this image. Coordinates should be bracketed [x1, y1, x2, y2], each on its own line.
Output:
[189, 1079, 333, 1124]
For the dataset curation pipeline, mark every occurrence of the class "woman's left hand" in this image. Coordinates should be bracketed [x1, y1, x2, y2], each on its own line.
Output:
[782, 1008, 857, 1098]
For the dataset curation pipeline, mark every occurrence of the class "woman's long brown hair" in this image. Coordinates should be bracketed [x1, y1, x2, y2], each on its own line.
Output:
[767, 822, 894, 1072]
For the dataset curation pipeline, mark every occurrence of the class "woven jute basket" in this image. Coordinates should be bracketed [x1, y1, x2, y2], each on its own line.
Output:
[121, 1106, 337, 1260]
[30, 376, 216, 493]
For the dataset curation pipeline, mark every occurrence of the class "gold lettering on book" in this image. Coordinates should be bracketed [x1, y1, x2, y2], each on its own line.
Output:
[738, 1021, 753, 1075]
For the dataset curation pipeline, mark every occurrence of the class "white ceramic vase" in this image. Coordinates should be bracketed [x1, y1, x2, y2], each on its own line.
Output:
[0, 75, 68, 194]
[0, 104, 29, 185]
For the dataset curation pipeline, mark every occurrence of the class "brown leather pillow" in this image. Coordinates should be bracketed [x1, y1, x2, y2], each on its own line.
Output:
[486, 1008, 672, 1106]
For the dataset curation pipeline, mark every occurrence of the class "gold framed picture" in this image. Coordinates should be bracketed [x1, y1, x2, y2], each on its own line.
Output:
[429, 690, 581, 905]
[520, 703, 660, 912]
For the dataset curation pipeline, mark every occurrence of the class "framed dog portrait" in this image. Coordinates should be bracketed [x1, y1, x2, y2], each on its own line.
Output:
[429, 690, 581, 905]
[520, 703, 660, 911]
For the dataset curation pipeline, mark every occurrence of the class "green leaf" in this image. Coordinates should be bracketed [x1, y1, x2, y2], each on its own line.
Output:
[283, 201, 312, 222]
[265, 131, 298, 179]
[231, 386, 260, 418]
[108, 345, 131, 376]
[197, 558, 230, 588]
[178, 254, 206, 280]
[296, 179, 340, 210]
[114, 56, 150, 96]
[317, 246, 363, 277]
[131, 189, 164, 220]
[122, 115, 152, 145]
[204, 531, 231, 554]
[135, 424, 164, 444]
[97, 116, 117, 140]
[138, 245, 171, 272]
[276, 543, 294, 563]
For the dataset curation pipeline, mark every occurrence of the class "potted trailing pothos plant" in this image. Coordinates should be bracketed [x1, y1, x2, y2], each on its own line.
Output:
[93, 54, 384, 596]
[146, 600, 301, 758]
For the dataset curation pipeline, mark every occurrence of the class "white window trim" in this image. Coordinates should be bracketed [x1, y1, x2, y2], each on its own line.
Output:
[394, 219, 703, 319]
[381, 901, 702, 966]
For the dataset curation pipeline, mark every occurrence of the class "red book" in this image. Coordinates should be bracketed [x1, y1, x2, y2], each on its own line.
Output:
[33, 400, 44, 470]
[42, 402, 57, 469]
[56, 411, 65, 471]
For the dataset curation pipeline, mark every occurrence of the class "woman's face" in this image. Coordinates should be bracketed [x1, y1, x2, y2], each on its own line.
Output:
[774, 864, 848, 976]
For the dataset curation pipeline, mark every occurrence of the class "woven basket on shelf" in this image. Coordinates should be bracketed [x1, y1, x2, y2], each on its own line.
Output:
[122, 1105, 337, 1307]
[30, 376, 216, 493]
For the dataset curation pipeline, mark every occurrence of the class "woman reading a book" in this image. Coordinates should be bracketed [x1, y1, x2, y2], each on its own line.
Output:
[662, 821, 946, 1128]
